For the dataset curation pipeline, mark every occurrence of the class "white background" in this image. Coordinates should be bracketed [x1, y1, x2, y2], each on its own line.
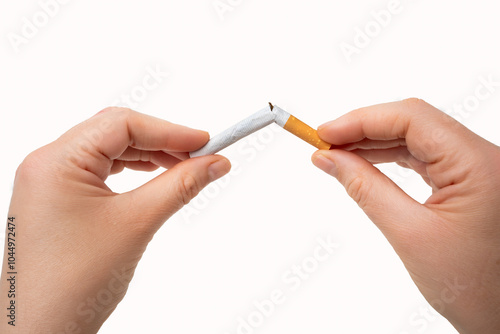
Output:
[1, 0, 500, 333]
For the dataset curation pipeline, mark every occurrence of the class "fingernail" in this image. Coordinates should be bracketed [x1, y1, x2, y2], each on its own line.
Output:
[312, 154, 338, 177]
[208, 158, 231, 182]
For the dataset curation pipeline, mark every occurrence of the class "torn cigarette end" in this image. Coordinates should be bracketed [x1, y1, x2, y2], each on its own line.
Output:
[189, 103, 331, 158]
[273, 105, 332, 150]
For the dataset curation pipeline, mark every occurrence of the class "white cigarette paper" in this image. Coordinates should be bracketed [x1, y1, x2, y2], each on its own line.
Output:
[272, 105, 291, 127]
[189, 105, 276, 158]
[189, 104, 328, 157]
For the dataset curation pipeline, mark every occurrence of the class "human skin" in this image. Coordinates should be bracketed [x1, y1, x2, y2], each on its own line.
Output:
[2, 101, 499, 333]
[0, 107, 231, 333]
[312, 98, 500, 334]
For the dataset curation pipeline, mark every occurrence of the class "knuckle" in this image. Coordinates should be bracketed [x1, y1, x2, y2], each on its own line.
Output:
[119, 107, 135, 116]
[177, 173, 203, 207]
[389, 111, 405, 138]
[350, 106, 369, 118]
[139, 150, 152, 162]
[344, 175, 369, 209]
[99, 106, 116, 114]
[15, 148, 47, 181]
[402, 97, 428, 112]
[100, 107, 136, 125]
[104, 106, 134, 114]
[96, 106, 134, 120]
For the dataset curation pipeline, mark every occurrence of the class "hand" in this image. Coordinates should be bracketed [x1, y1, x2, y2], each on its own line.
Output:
[0, 107, 231, 333]
[312, 99, 500, 334]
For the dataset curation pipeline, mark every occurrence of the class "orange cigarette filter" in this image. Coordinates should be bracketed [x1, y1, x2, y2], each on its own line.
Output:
[271, 104, 332, 150]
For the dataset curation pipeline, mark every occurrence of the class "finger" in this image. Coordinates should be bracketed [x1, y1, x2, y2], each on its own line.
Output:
[341, 138, 407, 151]
[351, 147, 428, 173]
[164, 151, 190, 161]
[59, 107, 209, 179]
[110, 160, 125, 175]
[318, 98, 465, 164]
[350, 147, 410, 164]
[95, 108, 209, 158]
[117, 146, 189, 163]
[120, 155, 231, 236]
[397, 161, 410, 169]
[117, 147, 183, 169]
[110, 161, 160, 175]
[318, 99, 429, 143]
[349, 148, 430, 182]
[312, 149, 426, 243]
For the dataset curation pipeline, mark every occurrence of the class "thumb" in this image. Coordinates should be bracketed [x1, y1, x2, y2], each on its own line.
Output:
[123, 155, 231, 232]
[312, 149, 423, 241]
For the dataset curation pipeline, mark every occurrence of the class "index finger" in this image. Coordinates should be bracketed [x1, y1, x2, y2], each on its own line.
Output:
[56, 107, 210, 179]
[68, 107, 209, 160]
[317, 98, 466, 163]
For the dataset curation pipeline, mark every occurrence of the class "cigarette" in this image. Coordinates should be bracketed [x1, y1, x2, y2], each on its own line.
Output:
[271, 104, 332, 150]
[189, 103, 332, 158]
[189, 105, 276, 158]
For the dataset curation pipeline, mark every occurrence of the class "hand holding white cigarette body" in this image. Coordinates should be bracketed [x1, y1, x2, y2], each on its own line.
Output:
[0, 107, 231, 333]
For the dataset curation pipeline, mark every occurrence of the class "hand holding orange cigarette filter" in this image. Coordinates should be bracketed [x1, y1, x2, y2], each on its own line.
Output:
[271, 104, 332, 150]
[189, 103, 332, 158]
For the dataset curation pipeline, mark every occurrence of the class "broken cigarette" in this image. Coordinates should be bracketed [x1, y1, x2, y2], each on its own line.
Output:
[271, 104, 332, 150]
[189, 105, 276, 158]
[189, 103, 332, 158]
